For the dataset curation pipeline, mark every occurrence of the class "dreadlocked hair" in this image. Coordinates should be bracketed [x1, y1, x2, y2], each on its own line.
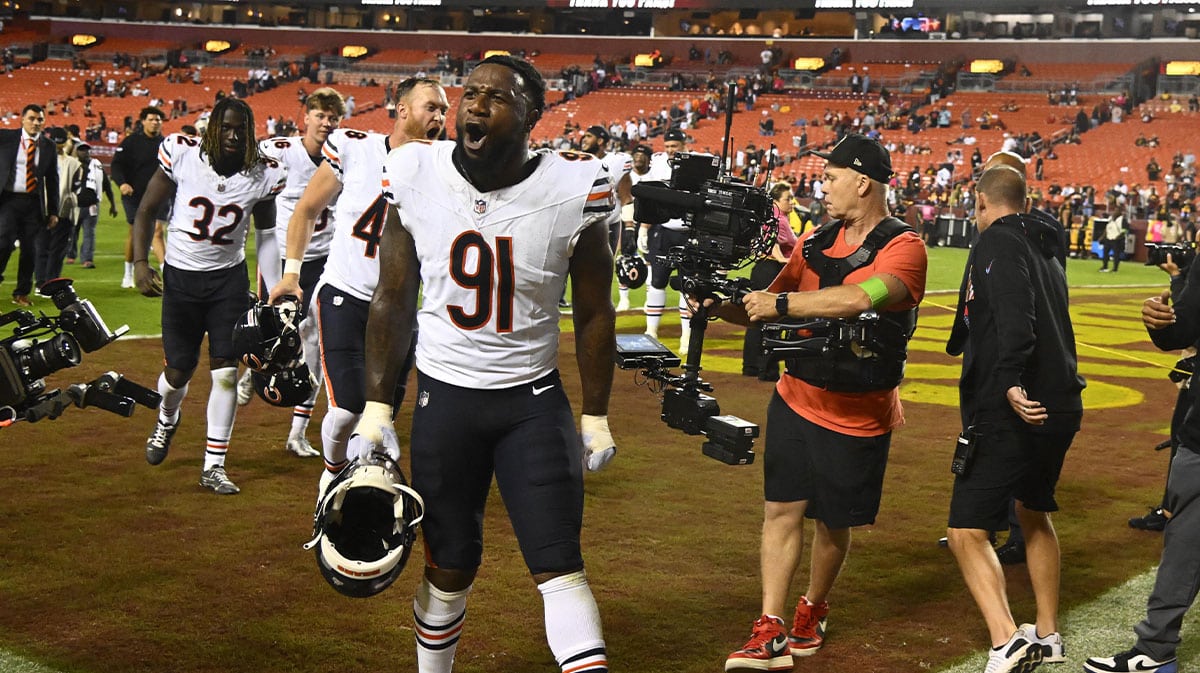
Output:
[202, 97, 262, 173]
[478, 55, 545, 125]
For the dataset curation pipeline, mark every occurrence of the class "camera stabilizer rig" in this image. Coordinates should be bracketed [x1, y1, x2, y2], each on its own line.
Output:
[0, 278, 161, 428]
[616, 83, 774, 465]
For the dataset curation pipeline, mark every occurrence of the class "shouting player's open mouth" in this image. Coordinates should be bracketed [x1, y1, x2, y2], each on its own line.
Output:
[462, 121, 487, 152]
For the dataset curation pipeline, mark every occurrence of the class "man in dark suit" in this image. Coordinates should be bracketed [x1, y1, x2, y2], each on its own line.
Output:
[0, 104, 60, 306]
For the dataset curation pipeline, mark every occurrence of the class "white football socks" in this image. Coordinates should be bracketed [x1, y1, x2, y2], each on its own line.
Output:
[539, 571, 608, 673]
[413, 579, 471, 673]
[203, 367, 238, 470]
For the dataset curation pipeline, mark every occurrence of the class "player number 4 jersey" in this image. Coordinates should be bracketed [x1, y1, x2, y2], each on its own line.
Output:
[158, 132, 286, 272]
[382, 141, 619, 389]
[258, 136, 334, 262]
[319, 128, 390, 301]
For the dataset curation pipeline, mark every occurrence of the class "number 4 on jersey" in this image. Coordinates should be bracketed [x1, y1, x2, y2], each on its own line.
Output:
[351, 195, 387, 258]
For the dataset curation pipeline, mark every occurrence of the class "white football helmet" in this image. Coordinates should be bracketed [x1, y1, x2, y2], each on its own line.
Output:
[303, 452, 424, 598]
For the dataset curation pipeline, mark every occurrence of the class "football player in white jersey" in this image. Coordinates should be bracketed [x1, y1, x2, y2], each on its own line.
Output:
[354, 56, 618, 673]
[239, 88, 346, 460]
[640, 128, 694, 354]
[579, 124, 635, 311]
[268, 77, 448, 498]
[133, 97, 287, 495]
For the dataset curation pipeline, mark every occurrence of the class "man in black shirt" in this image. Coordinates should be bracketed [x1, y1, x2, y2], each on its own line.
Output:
[945, 165, 1085, 673]
[1085, 250, 1200, 673]
[110, 106, 167, 288]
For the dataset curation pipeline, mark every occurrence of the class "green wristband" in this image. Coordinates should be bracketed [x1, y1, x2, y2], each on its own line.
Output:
[858, 277, 890, 309]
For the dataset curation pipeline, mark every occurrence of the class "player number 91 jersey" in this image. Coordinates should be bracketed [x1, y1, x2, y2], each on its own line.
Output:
[158, 132, 286, 272]
[382, 141, 619, 389]
[258, 136, 334, 262]
[318, 128, 389, 301]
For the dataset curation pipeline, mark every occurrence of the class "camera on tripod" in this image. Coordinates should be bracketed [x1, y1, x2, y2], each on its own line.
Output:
[0, 278, 159, 425]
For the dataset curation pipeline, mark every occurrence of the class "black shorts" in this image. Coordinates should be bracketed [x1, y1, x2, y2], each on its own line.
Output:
[161, 263, 251, 372]
[256, 256, 326, 321]
[763, 392, 891, 529]
[121, 194, 171, 225]
[313, 283, 368, 413]
[948, 425, 1074, 531]
[648, 226, 689, 290]
[410, 369, 584, 575]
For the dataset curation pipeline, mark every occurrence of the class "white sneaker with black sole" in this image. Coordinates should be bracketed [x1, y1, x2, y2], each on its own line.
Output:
[1083, 648, 1177, 673]
[1019, 623, 1064, 664]
[984, 630, 1042, 673]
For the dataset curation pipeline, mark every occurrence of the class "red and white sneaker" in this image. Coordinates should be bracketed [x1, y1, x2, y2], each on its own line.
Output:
[789, 596, 829, 657]
[725, 615, 792, 672]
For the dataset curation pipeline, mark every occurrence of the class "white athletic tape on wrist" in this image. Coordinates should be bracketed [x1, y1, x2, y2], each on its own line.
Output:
[581, 414, 616, 472]
[284, 258, 303, 276]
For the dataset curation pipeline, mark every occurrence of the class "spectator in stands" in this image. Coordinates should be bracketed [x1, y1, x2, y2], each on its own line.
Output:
[1149, 158, 1163, 182]
[759, 111, 775, 137]
[1075, 108, 1090, 134]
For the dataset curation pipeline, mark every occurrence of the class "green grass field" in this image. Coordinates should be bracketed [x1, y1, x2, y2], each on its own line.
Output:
[0, 209, 1193, 673]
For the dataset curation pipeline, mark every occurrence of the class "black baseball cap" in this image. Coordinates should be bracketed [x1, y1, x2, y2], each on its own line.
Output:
[75, 142, 91, 151]
[47, 127, 69, 144]
[632, 144, 653, 157]
[585, 125, 610, 142]
[810, 133, 893, 184]
[664, 129, 686, 143]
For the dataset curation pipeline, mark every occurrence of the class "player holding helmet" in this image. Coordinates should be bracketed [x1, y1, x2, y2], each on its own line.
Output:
[355, 55, 619, 673]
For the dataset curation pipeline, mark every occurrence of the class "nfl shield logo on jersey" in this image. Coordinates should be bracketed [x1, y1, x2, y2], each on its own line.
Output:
[474, 199, 487, 215]
[418, 390, 430, 407]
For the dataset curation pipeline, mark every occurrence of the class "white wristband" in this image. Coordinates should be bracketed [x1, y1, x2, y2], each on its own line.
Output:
[283, 258, 303, 276]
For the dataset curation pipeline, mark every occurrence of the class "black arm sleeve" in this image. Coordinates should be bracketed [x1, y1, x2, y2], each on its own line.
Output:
[1151, 260, 1200, 351]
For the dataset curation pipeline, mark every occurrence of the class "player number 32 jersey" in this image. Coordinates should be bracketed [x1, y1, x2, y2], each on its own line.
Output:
[382, 141, 618, 389]
[158, 133, 286, 272]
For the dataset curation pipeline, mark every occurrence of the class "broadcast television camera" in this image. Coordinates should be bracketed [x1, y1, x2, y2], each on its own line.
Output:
[1145, 241, 1195, 269]
[619, 85, 776, 465]
[0, 279, 159, 425]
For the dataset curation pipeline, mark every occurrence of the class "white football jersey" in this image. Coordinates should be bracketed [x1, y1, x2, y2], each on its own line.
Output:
[382, 141, 618, 389]
[258, 136, 334, 261]
[318, 128, 390, 301]
[600, 151, 632, 187]
[158, 133, 286, 272]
